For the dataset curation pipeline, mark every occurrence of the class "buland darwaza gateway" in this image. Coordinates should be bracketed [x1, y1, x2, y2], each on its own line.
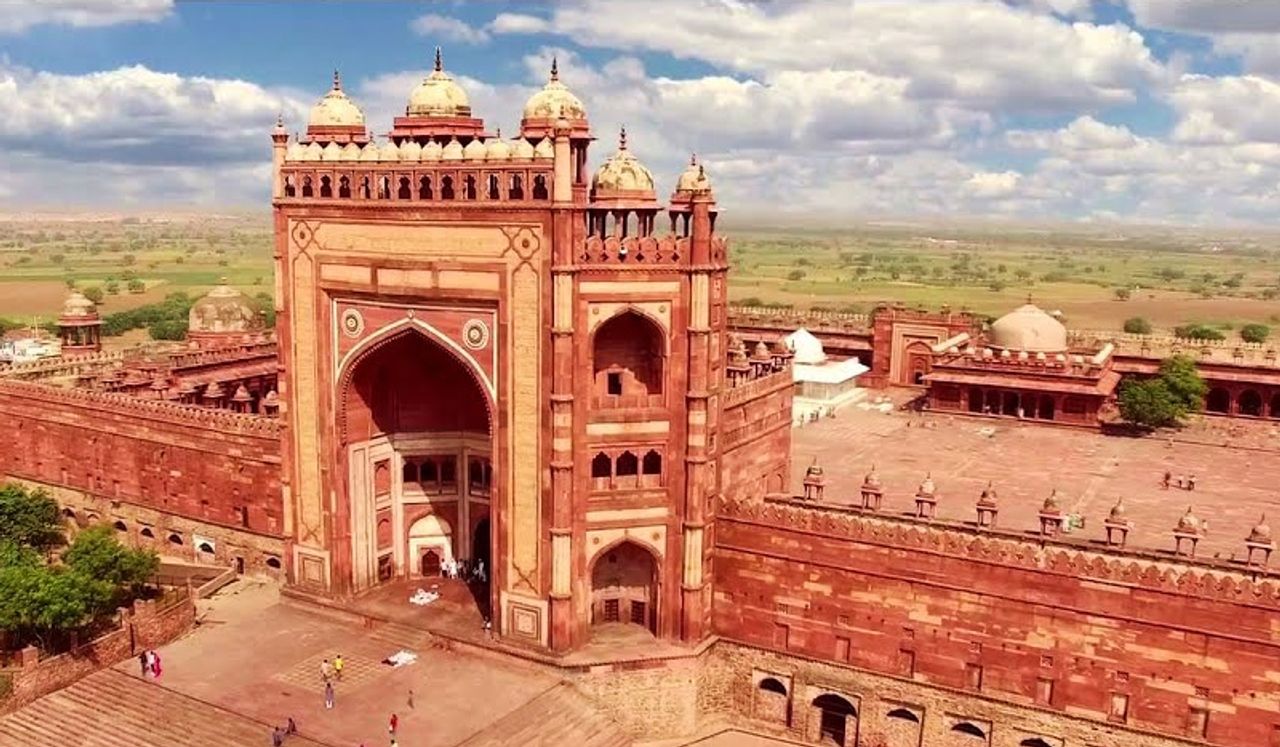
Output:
[2, 48, 1280, 747]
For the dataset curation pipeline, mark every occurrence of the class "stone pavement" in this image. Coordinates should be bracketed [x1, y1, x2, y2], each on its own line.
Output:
[790, 402, 1280, 560]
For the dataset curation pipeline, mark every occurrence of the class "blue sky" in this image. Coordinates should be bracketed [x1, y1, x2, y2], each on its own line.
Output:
[2, 0, 1280, 225]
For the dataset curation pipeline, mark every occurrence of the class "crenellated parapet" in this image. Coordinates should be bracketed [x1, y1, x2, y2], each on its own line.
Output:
[576, 235, 704, 267]
[719, 494, 1280, 608]
[1072, 330, 1280, 369]
[729, 304, 871, 330]
[0, 379, 281, 436]
[0, 350, 126, 380]
[162, 339, 278, 373]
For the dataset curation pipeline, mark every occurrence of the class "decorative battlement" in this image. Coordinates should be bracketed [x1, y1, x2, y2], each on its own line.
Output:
[163, 340, 278, 372]
[0, 379, 281, 437]
[577, 235, 695, 266]
[720, 495, 1280, 608]
[933, 342, 1111, 376]
[280, 153, 553, 205]
[728, 304, 871, 329]
[0, 350, 126, 380]
[724, 365, 793, 408]
[1072, 330, 1280, 368]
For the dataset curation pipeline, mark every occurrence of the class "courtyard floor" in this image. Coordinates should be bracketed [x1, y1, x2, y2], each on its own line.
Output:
[789, 394, 1280, 561]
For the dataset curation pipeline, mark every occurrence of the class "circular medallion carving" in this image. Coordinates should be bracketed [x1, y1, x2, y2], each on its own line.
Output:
[340, 309, 365, 338]
[463, 319, 490, 350]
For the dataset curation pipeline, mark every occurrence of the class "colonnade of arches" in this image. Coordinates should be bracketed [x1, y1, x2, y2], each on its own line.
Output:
[284, 170, 549, 202]
[1203, 385, 1280, 418]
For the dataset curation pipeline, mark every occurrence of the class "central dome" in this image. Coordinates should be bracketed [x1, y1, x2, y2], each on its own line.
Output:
[309, 70, 365, 128]
[406, 48, 471, 118]
[189, 280, 258, 337]
[591, 127, 655, 194]
[988, 303, 1067, 353]
[522, 58, 587, 121]
[61, 290, 97, 319]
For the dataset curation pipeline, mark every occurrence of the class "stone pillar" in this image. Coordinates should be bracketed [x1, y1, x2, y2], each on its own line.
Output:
[270, 115, 288, 200]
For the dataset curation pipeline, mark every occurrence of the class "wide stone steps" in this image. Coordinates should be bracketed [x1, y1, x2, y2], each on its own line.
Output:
[455, 681, 632, 747]
[0, 669, 331, 747]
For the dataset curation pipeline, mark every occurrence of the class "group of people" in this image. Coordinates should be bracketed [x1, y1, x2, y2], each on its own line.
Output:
[1162, 471, 1198, 491]
[441, 556, 486, 584]
[136, 649, 162, 679]
[269, 717, 297, 746]
[319, 654, 345, 709]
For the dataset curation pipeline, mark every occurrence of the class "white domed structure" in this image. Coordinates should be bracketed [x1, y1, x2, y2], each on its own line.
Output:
[988, 303, 1068, 353]
[406, 48, 471, 118]
[188, 279, 259, 345]
[308, 70, 366, 129]
[784, 328, 827, 366]
[522, 58, 587, 122]
[675, 154, 713, 194]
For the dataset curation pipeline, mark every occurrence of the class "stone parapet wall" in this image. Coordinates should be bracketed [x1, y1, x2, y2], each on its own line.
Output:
[711, 496, 1280, 746]
[0, 350, 126, 380]
[570, 656, 702, 740]
[721, 372, 793, 501]
[0, 593, 195, 714]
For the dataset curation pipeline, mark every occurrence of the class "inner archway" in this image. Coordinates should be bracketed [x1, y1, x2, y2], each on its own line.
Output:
[590, 541, 658, 634]
[341, 328, 493, 596]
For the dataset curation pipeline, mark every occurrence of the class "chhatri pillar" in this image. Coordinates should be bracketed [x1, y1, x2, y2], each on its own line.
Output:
[975, 481, 998, 529]
[1245, 515, 1273, 567]
[859, 465, 883, 511]
[914, 473, 938, 520]
[1103, 498, 1132, 547]
[1172, 506, 1205, 557]
[802, 459, 826, 501]
[1038, 489, 1065, 537]
[57, 290, 102, 354]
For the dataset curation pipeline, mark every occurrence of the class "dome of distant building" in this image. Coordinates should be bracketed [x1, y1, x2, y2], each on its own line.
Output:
[309, 70, 366, 128]
[406, 48, 471, 118]
[988, 303, 1068, 353]
[675, 155, 713, 193]
[523, 58, 587, 121]
[61, 291, 97, 319]
[784, 328, 827, 366]
[189, 280, 257, 337]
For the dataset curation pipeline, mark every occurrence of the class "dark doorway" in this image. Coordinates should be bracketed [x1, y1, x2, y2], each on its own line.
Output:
[1038, 395, 1055, 420]
[968, 387, 984, 413]
[812, 694, 857, 746]
[421, 549, 441, 577]
[473, 518, 491, 571]
[1002, 391, 1020, 416]
[1206, 387, 1230, 414]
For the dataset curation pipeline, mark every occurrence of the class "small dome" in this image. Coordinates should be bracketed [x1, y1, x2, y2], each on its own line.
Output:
[917, 474, 936, 497]
[533, 137, 554, 159]
[285, 141, 306, 161]
[784, 328, 827, 366]
[591, 127, 655, 193]
[805, 459, 824, 479]
[406, 48, 471, 118]
[1248, 514, 1272, 544]
[1175, 506, 1202, 534]
[1042, 489, 1061, 513]
[988, 303, 1068, 353]
[863, 466, 881, 488]
[379, 140, 401, 161]
[203, 381, 225, 399]
[309, 70, 366, 128]
[231, 384, 253, 403]
[512, 138, 535, 159]
[322, 141, 342, 161]
[262, 389, 280, 408]
[752, 340, 772, 361]
[486, 130, 511, 161]
[61, 291, 97, 318]
[675, 154, 713, 193]
[463, 137, 487, 160]
[421, 140, 443, 161]
[189, 279, 257, 336]
[339, 142, 360, 161]
[399, 139, 422, 161]
[359, 142, 380, 162]
[303, 142, 323, 160]
[441, 138, 464, 161]
[522, 58, 587, 121]
[978, 481, 997, 505]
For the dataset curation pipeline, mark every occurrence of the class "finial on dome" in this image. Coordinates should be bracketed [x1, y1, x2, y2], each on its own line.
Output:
[619, 125, 628, 150]
[495, 126, 501, 138]
[690, 153, 697, 166]
[1026, 291, 1034, 305]
[550, 56, 559, 82]
[434, 46, 443, 72]
[333, 69, 342, 90]
[275, 112, 284, 128]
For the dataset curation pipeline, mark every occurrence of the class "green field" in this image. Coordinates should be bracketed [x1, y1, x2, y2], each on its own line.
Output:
[1, 214, 1278, 341]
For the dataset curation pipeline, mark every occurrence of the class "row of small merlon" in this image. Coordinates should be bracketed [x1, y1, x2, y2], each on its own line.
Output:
[285, 136, 553, 164]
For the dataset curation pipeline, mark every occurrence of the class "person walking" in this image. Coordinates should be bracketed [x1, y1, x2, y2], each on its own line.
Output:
[319, 658, 333, 683]
[333, 654, 344, 681]
[271, 726, 283, 747]
[407, 689, 414, 710]
[389, 713, 398, 736]
[138, 651, 149, 677]
[1162, 471, 1172, 490]
[285, 717, 296, 736]
[323, 681, 335, 710]
[150, 650, 162, 679]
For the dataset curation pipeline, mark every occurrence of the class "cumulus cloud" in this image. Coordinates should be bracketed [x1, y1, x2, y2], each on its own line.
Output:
[1126, 0, 1280, 76]
[410, 13, 491, 44]
[0, 0, 173, 34]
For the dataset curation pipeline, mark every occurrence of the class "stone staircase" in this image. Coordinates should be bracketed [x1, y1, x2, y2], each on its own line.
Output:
[455, 681, 632, 747]
[0, 669, 332, 747]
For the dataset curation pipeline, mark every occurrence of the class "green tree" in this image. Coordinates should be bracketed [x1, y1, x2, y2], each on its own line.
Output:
[1113, 287, 1131, 301]
[1174, 323, 1224, 341]
[105, 280, 120, 295]
[0, 484, 63, 552]
[82, 286, 105, 305]
[1117, 355, 1206, 429]
[1241, 323, 1271, 343]
[147, 319, 188, 341]
[786, 269, 806, 281]
[63, 526, 158, 595]
[1014, 269, 1031, 281]
[122, 254, 136, 266]
[127, 278, 145, 293]
[1123, 317, 1152, 334]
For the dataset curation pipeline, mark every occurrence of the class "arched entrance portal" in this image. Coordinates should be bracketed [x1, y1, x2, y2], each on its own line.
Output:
[340, 328, 493, 595]
[590, 541, 657, 634]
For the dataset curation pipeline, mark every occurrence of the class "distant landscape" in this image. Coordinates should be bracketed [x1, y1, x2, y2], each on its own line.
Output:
[1, 212, 1278, 341]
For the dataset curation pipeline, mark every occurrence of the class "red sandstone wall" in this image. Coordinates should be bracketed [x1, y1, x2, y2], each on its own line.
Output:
[713, 498, 1280, 746]
[0, 381, 283, 537]
[720, 372, 793, 501]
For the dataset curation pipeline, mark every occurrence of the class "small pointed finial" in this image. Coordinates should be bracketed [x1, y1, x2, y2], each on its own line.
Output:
[1026, 291, 1034, 305]
[275, 112, 284, 128]
[434, 46, 443, 72]
[689, 152, 697, 166]
[495, 126, 501, 139]
[619, 125, 627, 150]
[333, 69, 342, 90]
[550, 56, 559, 81]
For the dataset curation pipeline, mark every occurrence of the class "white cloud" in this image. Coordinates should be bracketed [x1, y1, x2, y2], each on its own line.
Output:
[965, 170, 1021, 198]
[0, 0, 173, 34]
[1126, 0, 1280, 75]
[410, 13, 491, 45]
[1168, 74, 1280, 145]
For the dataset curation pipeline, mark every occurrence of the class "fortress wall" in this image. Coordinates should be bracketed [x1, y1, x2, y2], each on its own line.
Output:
[712, 497, 1280, 746]
[720, 371, 794, 502]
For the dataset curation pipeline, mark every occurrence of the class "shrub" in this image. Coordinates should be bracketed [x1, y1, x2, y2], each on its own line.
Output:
[1174, 324, 1224, 341]
[1113, 287, 1131, 301]
[82, 286, 104, 305]
[1123, 317, 1152, 334]
[1241, 323, 1270, 343]
[786, 269, 806, 281]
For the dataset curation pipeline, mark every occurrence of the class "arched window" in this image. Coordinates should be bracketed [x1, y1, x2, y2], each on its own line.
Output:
[812, 694, 857, 747]
[887, 708, 920, 723]
[319, 175, 332, 198]
[593, 311, 666, 400]
[301, 176, 314, 197]
[441, 176, 455, 200]
[759, 678, 787, 695]
[284, 175, 296, 197]
[419, 176, 433, 200]
[265, 556, 282, 570]
[532, 174, 548, 200]
[464, 175, 477, 200]
[403, 460, 418, 483]
[421, 459, 439, 484]
[359, 176, 371, 199]
[398, 177, 411, 199]
[1020, 739, 1054, 747]
[168, 533, 184, 546]
[952, 722, 987, 739]
[1239, 389, 1263, 416]
[197, 541, 214, 554]
[338, 175, 351, 198]
[487, 174, 500, 200]
[616, 451, 638, 477]
[591, 452, 612, 479]
[642, 450, 662, 475]
[113, 520, 127, 532]
[510, 174, 524, 200]
[140, 527, 155, 539]
[1206, 387, 1230, 413]
[378, 176, 391, 199]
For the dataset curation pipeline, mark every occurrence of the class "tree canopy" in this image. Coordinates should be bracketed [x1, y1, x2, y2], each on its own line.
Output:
[1117, 354, 1206, 429]
[0, 484, 64, 551]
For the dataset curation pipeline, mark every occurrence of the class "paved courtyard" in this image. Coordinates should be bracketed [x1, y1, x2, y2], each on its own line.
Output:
[790, 399, 1280, 560]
